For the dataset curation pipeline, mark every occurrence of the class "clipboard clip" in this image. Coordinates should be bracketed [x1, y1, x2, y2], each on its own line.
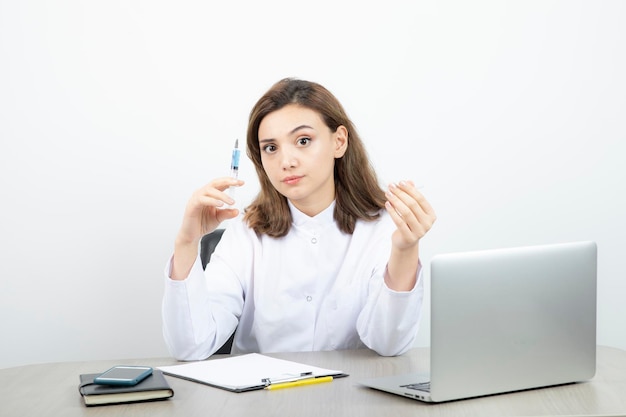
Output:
[261, 372, 314, 387]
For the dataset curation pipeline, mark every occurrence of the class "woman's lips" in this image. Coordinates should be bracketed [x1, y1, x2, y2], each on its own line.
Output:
[282, 175, 303, 185]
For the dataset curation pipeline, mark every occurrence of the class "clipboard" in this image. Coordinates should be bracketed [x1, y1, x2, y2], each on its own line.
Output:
[158, 353, 348, 392]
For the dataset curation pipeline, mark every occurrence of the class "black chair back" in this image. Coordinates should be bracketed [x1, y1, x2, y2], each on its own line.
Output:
[199, 229, 234, 354]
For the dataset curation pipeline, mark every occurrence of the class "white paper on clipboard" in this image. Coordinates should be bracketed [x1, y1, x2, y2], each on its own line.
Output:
[158, 353, 346, 392]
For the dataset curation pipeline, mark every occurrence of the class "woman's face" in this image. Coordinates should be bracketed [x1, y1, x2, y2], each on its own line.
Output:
[258, 104, 347, 217]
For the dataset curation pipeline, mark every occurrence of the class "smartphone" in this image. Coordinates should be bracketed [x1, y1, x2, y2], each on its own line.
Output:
[93, 365, 153, 386]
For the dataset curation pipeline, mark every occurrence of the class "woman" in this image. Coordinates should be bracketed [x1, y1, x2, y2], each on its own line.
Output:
[163, 78, 436, 360]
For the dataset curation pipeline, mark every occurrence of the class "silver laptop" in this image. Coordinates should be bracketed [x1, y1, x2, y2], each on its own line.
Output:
[360, 241, 597, 403]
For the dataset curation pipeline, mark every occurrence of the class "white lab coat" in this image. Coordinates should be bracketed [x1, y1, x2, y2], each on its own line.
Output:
[162, 202, 424, 360]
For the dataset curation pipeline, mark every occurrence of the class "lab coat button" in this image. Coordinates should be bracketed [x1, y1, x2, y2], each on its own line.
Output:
[306, 296, 313, 302]
[311, 237, 317, 244]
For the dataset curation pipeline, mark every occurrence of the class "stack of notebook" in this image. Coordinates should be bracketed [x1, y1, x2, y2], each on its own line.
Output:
[78, 370, 174, 406]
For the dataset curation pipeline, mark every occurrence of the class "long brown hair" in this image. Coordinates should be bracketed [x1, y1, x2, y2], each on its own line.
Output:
[244, 78, 386, 237]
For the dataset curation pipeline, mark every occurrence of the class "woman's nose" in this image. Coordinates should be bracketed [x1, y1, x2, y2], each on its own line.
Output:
[280, 149, 297, 170]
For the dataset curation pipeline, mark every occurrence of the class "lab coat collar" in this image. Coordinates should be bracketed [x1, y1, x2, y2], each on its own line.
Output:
[289, 200, 336, 228]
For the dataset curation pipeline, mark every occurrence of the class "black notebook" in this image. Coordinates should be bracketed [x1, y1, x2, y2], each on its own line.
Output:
[78, 370, 174, 406]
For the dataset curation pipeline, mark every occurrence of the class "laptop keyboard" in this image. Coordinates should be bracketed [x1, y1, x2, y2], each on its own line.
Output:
[401, 382, 431, 392]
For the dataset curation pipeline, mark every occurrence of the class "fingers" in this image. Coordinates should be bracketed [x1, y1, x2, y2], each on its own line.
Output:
[385, 180, 436, 241]
[195, 177, 245, 208]
[212, 177, 245, 192]
[215, 206, 240, 223]
[182, 178, 245, 238]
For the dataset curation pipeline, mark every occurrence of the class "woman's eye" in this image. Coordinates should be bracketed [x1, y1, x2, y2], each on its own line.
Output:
[262, 144, 277, 153]
[297, 137, 311, 146]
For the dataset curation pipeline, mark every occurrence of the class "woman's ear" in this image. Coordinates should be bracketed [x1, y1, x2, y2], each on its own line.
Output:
[334, 125, 349, 158]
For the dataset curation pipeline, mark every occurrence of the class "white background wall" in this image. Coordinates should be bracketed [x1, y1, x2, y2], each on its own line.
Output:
[1, 1, 624, 369]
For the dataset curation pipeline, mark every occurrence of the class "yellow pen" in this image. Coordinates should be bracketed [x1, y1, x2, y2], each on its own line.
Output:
[265, 376, 333, 391]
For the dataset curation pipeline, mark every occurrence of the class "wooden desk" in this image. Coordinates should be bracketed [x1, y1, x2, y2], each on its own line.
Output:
[2, 346, 625, 417]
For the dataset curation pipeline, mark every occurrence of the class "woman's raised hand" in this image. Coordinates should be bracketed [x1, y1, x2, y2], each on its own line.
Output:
[384, 180, 436, 251]
[171, 177, 243, 280]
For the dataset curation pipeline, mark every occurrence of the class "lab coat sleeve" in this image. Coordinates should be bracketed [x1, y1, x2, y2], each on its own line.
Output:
[357, 264, 425, 356]
[161, 247, 243, 361]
